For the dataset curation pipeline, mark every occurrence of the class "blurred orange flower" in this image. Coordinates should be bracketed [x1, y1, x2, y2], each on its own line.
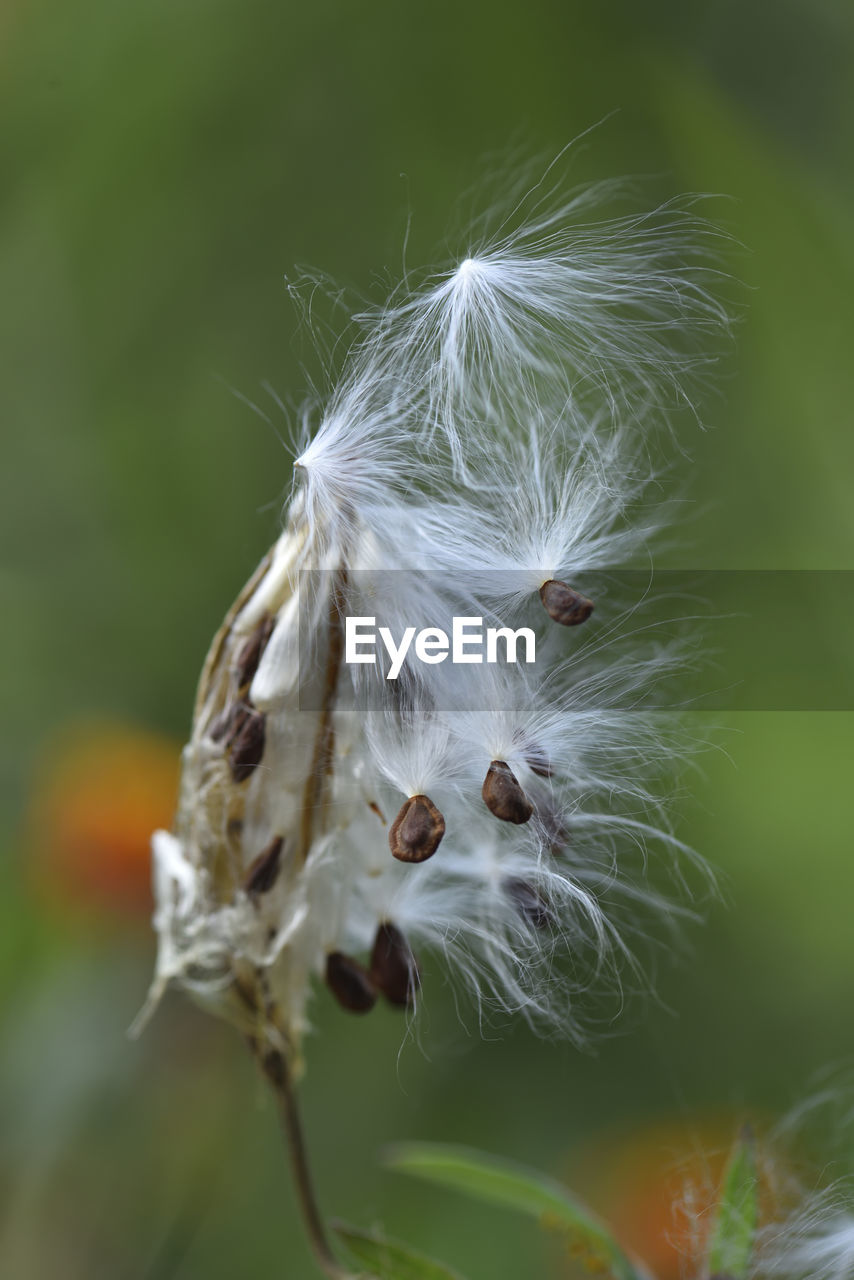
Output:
[26, 720, 181, 918]
[564, 1115, 738, 1277]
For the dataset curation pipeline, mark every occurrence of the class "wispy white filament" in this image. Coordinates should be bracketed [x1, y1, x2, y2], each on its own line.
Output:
[759, 1195, 854, 1280]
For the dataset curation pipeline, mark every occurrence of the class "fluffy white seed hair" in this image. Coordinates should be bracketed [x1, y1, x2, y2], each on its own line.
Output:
[140, 161, 728, 1062]
[379, 203, 726, 432]
[757, 1195, 854, 1280]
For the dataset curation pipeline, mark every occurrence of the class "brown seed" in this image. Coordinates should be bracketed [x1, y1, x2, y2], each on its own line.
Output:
[209, 702, 244, 743]
[512, 729, 553, 778]
[370, 922, 420, 1008]
[504, 877, 554, 929]
[539, 579, 594, 627]
[482, 760, 533, 824]
[524, 745, 553, 778]
[547, 822, 571, 855]
[388, 794, 445, 863]
[243, 835, 284, 895]
[534, 794, 570, 850]
[325, 952, 377, 1014]
[234, 613, 275, 690]
[228, 707, 266, 782]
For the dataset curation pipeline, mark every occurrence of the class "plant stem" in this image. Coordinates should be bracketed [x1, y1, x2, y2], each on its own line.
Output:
[259, 1046, 355, 1280]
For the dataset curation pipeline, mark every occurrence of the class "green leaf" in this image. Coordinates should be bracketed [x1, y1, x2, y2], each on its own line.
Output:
[706, 1126, 759, 1279]
[385, 1143, 645, 1280]
[333, 1222, 468, 1280]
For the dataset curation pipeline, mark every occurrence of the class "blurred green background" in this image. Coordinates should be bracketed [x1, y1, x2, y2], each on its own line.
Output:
[2, 1, 853, 1277]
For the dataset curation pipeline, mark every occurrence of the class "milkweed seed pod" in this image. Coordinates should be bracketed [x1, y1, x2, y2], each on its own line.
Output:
[140, 174, 728, 1070]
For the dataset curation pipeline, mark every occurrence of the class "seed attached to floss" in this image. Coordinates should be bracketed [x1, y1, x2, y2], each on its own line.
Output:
[504, 877, 554, 929]
[227, 707, 267, 783]
[234, 613, 275, 690]
[388, 794, 445, 863]
[538, 800, 571, 853]
[524, 744, 553, 778]
[324, 952, 377, 1014]
[539, 579, 594, 627]
[482, 760, 534, 825]
[370, 922, 419, 1008]
[209, 702, 240, 743]
[243, 835, 284, 896]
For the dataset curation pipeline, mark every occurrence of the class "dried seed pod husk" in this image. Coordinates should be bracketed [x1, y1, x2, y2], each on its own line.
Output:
[228, 707, 267, 782]
[370, 922, 419, 1008]
[539, 579, 594, 626]
[243, 835, 284, 896]
[482, 760, 534, 824]
[388, 794, 445, 863]
[504, 877, 554, 929]
[325, 952, 377, 1014]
